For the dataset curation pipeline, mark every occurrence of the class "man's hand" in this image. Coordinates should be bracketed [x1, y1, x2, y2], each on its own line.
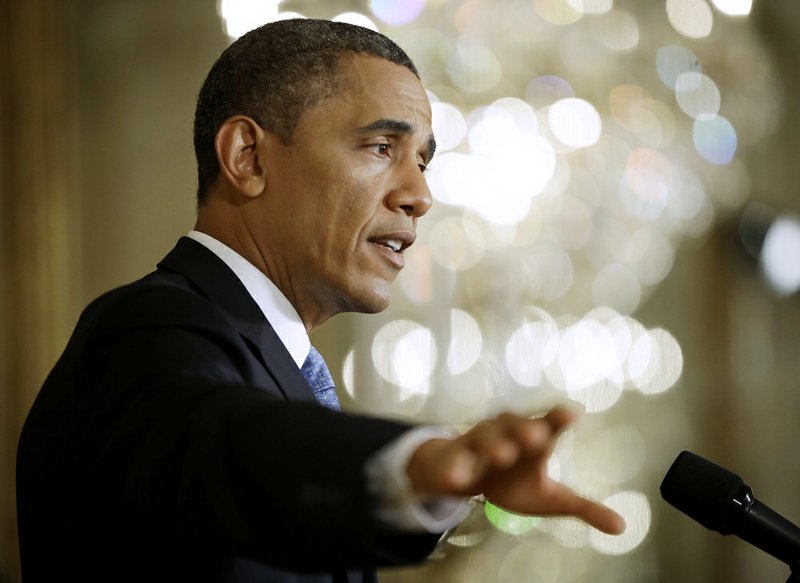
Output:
[405, 407, 626, 535]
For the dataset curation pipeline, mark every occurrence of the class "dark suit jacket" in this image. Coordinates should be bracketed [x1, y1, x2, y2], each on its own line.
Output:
[17, 237, 440, 582]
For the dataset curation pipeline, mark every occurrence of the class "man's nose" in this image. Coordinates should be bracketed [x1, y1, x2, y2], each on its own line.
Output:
[386, 160, 433, 218]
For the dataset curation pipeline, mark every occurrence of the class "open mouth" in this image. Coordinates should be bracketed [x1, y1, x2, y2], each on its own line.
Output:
[367, 235, 412, 270]
[372, 239, 403, 252]
[367, 231, 416, 268]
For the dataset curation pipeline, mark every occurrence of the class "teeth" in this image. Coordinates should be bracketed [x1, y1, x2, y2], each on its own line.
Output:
[379, 239, 402, 252]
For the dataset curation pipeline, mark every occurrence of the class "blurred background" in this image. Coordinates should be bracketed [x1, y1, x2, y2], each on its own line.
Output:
[2, 0, 800, 581]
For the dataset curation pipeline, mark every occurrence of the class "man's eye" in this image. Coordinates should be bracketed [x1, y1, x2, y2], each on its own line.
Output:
[370, 143, 390, 156]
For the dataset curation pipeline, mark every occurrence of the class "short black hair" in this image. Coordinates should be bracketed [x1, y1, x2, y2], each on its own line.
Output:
[193, 18, 419, 205]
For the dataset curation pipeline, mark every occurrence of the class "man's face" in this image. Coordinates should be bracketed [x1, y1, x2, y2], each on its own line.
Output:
[256, 55, 434, 323]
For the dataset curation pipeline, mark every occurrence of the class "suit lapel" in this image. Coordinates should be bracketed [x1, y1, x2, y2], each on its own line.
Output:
[157, 237, 317, 405]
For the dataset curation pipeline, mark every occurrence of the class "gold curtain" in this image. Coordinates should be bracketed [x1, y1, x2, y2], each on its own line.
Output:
[0, 1, 80, 579]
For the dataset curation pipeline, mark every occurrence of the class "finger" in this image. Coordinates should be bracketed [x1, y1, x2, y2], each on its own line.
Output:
[542, 405, 581, 435]
[416, 438, 492, 494]
[463, 420, 521, 469]
[507, 416, 554, 453]
[550, 485, 626, 535]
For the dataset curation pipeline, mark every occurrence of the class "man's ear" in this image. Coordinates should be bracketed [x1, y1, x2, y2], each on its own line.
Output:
[214, 115, 267, 199]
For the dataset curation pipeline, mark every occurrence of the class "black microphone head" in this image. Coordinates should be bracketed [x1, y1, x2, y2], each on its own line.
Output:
[660, 450, 749, 534]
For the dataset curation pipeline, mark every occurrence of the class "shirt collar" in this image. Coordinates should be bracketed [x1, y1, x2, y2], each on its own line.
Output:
[186, 230, 310, 369]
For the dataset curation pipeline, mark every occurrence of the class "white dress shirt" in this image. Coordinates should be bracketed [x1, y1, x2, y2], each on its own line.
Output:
[186, 231, 470, 532]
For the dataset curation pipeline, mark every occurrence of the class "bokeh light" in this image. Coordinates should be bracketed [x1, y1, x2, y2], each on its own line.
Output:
[666, 0, 714, 39]
[523, 245, 575, 301]
[342, 349, 355, 398]
[539, 516, 590, 548]
[761, 215, 800, 296]
[397, 243, 436, 304]
[370, 0, 426, 25]
[628, 328, 684, 394]
[666, 167, 711, 235]
[609, 86, 676, 148]
[447, 40, 503, 94]
[621, 147, 673, 221]
[505, 311, 560, 387]
[332, 12, 379, 31]
[467, 115, 518, 157]
[675, 72, 721, 119]
[429, 103, 558, 225]
[557, 320, 622, 391]
[447, 309, 483, 375]
[428, 216, 485, 271]
[656, 45, 701, 90]
[590, 425, 647, 484]
[533, 0, 584, 25]
[499, 306, 684, 407]
[486, 97, 540, 135]
[218, 0, 283, 38]
[628, 229, 675, 285]
[592, 264, 642, 315]
[442, 153, 490, 208]
[484, 501, 540, 535]
[693, 115, 738, 164]
[431, 102, 467, 152]
[525, 76, 575, 108]
[710, 0, 753, 16]
[572, 0, 613, 14]
[547, 98, 602, 148]
[371, 320, 437, 398]
[591, 9, 640, 52]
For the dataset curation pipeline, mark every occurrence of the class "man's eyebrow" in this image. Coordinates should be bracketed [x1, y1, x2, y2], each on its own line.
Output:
[356, 118, 437, 163]
[356, 118, 413, 136]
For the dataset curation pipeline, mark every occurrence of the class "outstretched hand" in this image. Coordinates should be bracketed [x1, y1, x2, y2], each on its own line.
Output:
[406, 407, 626, 535]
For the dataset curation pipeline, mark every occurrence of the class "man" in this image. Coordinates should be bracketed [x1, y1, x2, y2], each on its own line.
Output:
[16, 18, 623, 583]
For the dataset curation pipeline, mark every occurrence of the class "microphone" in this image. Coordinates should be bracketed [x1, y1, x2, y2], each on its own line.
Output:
[660, 451, 800, 567]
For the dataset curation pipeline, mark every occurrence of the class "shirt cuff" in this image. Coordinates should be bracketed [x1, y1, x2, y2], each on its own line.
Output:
[365, 426, 472, 533]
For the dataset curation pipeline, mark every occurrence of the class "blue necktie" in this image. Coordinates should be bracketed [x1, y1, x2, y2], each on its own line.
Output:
[300, 346, 341, 411]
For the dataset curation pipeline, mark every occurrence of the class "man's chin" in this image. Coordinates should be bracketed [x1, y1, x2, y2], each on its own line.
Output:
[351, 295, 391, 315]
[325, 275, 396, 316]
[345, 285, 393, 315]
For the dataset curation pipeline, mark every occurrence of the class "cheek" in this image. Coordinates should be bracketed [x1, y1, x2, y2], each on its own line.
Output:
[326, 176, 381, 237]
[300, 155, 387, 252]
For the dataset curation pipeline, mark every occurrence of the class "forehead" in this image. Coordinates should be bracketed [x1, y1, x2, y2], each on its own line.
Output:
[300, 55, 432, 135]
[340, 55, 429, 108]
